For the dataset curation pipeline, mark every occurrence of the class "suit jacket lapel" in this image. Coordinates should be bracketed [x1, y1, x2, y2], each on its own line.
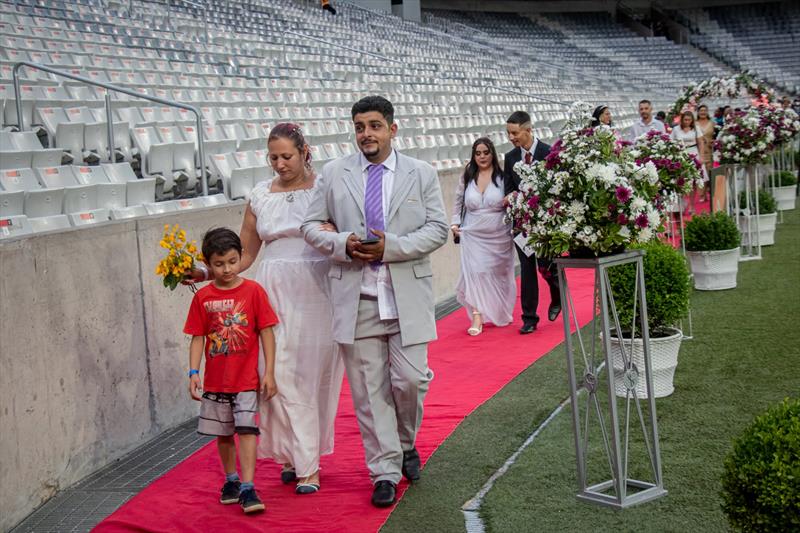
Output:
[534, 141, 549, 162]
[341, 155, 365, 219]
[386, 155, 416, 223]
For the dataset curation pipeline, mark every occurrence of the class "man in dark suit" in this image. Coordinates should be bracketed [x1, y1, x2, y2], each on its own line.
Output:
[504, 111, 561, 334]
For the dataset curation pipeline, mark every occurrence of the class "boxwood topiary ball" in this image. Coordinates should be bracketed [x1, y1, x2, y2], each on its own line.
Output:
[721, 397, 800, 532]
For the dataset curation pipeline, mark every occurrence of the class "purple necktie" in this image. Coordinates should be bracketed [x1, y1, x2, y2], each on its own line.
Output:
[365, 164, 385, 268]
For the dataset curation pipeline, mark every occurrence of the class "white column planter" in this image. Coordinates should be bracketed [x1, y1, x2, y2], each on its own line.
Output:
[610, 327, 682, 399]
[686, 248, 740, 290]
[739, 212, 777, 246]
[771, 185, 797, 211]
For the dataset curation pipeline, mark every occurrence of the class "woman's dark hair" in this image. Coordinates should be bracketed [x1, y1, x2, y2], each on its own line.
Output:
[591, 105, 609, 127]
[268, 122, 311, 164]
[351, 95, 394, 124]
[697, 104, 708, 112]
[202, 227, 242, 261]
[464, 137, 502, 187]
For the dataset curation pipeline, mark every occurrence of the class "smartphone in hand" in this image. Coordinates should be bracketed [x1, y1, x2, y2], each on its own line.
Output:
[359, 237, 380, 245]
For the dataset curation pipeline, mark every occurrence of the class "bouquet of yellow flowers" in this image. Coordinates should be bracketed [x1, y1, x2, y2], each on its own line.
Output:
[155, 224, 203, 290]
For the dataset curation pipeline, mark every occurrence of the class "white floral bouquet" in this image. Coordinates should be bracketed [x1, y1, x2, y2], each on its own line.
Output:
[505, 125, 665, 258]
[714, 108, 777, 165]
[630, 130, 705, 198]
[758, 106, 800, 147]
[562, 100, 595, 132]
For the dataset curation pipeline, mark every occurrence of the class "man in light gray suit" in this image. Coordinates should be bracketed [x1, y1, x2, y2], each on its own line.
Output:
[302, 96, 448, 507]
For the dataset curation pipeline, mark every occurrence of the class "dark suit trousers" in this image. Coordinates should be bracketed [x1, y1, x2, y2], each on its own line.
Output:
[515, 243, 561, 325]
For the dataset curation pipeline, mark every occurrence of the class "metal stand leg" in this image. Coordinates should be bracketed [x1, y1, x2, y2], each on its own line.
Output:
[556, 251, 666, 509]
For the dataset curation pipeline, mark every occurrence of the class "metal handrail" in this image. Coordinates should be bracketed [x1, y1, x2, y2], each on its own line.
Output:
[12, 61, 209, 195]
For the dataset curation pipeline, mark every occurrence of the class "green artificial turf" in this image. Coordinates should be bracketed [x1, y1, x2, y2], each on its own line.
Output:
[383, 207, 799, 533]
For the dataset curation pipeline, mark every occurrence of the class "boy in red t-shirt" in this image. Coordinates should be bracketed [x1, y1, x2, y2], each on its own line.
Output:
[184, 227, 279, 514]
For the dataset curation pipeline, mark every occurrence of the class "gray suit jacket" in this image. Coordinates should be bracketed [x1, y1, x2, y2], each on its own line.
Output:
[302, 151, 448, 346]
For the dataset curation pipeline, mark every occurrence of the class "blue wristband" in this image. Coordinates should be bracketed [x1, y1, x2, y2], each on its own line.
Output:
[188, 369, 199, 377]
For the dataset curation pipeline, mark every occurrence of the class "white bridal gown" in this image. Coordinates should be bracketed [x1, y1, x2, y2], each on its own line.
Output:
[452, 176, 516, 326]
[249, 179, 344, 478]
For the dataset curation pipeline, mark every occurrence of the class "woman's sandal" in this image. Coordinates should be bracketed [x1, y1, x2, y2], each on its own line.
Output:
[295, 473, 320, 495]
[281, 466, 297, 484]
[467, 311, 483, 336]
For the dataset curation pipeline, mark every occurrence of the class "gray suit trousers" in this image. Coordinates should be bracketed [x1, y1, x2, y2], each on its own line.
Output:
[339, 298, 433, 485]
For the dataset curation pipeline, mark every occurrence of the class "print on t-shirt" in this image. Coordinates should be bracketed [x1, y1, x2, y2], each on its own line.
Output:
[204, 298, 250, 358]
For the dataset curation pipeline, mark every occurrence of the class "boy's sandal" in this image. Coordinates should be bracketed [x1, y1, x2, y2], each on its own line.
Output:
[295, 482, 320, 495]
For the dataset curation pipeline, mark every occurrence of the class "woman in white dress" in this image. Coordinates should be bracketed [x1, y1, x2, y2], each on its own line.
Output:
[671, 111, 708, 215]
[239, 123, 343, 494]
[450, 137, 516, 336]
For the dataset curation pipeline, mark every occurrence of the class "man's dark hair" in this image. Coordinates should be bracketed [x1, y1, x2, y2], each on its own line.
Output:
[506, 110, 531, 125]
[638, 99, 652, 106]
[655, 111, 666, 120]
[351, 95, 394, 124]
[202, 227, 242, 261]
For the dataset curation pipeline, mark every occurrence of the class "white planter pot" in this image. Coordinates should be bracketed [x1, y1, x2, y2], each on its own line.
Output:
[687, 248, 740, 290]
[739, 212, 777, 246]
[610, 327, 682, 399]
[771, 185, 797, 211]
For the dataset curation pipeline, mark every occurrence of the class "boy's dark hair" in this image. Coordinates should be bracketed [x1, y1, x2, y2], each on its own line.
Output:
[506, 110, 531, 125]
[202, 227, 242, 261]
[639, 99, 652, 106]
[351, 95, 394, 124]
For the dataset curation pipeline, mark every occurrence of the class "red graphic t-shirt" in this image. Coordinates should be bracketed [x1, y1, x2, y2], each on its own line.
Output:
[183, 279, 278, 393]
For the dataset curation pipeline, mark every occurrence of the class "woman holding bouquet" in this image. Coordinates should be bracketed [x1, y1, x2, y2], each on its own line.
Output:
[450, 138, 515, 335]
[190, 123, 343, 494]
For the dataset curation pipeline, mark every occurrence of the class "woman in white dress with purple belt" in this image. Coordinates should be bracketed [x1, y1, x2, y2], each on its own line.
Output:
[450, 137, 516, 335]
[240, 124, 344, 494]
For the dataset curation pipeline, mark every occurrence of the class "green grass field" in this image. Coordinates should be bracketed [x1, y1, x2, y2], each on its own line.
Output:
[383, 207, 800, 533]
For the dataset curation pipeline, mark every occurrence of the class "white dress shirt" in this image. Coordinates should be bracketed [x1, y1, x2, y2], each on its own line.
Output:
[628, 118, 666, 141]
[519, 138, 539, 164]
[359, 149, 398, 320]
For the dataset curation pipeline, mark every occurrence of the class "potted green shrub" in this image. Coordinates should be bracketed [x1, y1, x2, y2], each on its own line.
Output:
[769, 170, 797, 211]
[739, 189, 778, 247]
[721, 397, 800, 532]
[607, 240, 691, 398]
[684, 212, 741, 290]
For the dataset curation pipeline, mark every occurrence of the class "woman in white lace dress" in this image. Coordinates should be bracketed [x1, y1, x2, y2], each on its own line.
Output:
[671, 111, 708, 214]
[239, 123, 344, 494]
[450, 138, 516, 335]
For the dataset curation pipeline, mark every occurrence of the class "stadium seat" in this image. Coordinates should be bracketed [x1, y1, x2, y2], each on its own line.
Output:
[0, 189, 24, 216]
[0, 215, 32, 239]
[68, 208, 109, 226]
[109, 205, 147, 220]
[29, 214, 71, 233]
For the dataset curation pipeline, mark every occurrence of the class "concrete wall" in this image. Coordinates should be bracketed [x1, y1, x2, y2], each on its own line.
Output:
[0, 168, 463, 530]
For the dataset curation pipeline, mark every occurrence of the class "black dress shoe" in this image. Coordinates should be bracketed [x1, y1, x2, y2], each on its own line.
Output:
[519, 323, 537, 334]
[402, 448, 421, 482]
[371, 480, 397, 507]
[548, 303, 562, 322]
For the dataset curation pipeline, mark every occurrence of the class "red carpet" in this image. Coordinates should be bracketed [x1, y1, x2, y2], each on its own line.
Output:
[95, 271, 596, 533]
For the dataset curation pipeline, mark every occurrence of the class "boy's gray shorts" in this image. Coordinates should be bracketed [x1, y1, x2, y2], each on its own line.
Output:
[197, 390, 259, 437]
